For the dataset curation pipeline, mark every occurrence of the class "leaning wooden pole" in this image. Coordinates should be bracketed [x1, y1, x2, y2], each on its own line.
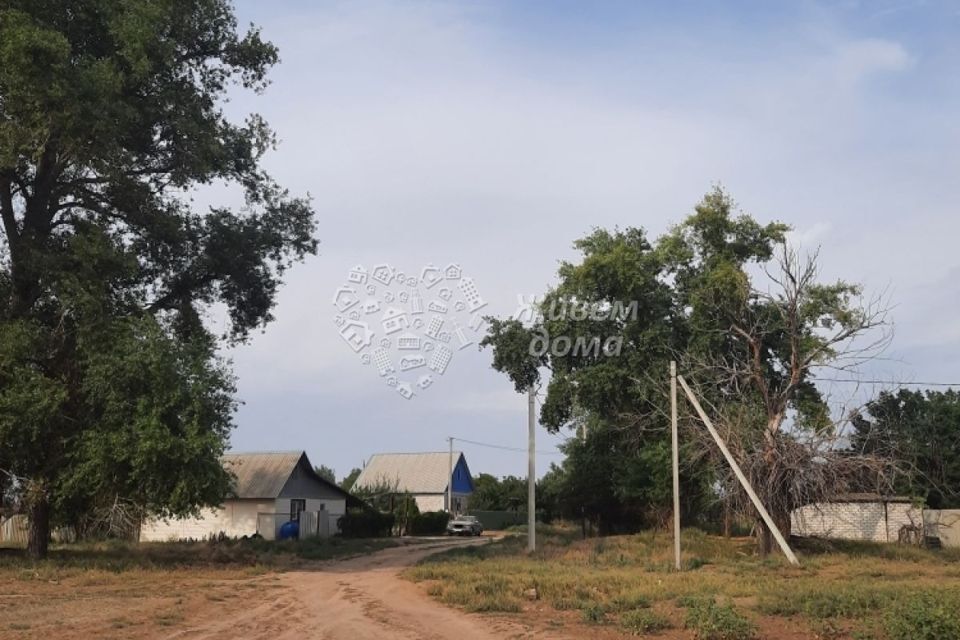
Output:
[676, 374, 800, 566]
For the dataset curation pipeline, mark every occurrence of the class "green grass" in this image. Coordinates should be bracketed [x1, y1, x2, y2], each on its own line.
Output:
[406, 525, 960, 638]
[684, 599, 756, 640]
[621, 609, 673, 634]
[884, 592, 960, 640]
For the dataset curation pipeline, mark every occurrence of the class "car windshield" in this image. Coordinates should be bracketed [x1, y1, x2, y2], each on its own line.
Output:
[458, 516, 477, 522]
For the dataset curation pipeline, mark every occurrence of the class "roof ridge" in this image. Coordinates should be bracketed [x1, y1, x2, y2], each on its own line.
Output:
[369, 451, 463, 456]
[224, 450, 304, 456]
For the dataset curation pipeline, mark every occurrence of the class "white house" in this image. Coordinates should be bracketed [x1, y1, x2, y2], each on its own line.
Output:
[353, 451, 474, 514]
[140, 451, 356, 542]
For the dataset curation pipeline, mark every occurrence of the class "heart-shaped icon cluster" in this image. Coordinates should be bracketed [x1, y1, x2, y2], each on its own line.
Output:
[333, 263, 488, 400]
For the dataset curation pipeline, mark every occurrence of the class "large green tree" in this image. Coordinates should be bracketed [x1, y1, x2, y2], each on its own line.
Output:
[470, 473, 527, 512]
[483, 189, 887, 554]
[0, 0, 316, 557]
[851, 389, 960, 508]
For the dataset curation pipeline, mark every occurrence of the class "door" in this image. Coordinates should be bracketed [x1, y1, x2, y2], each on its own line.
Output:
[290, 499, 306, 522]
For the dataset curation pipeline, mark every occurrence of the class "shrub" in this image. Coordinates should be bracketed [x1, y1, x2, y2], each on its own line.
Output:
[684, 600, 756, 640]
[885, 593, 960, 640]
[621, 609, 672, 635]
[408, 511, 450, 536]
[581, 603, 606, 624]
[338, 510, 395, 538]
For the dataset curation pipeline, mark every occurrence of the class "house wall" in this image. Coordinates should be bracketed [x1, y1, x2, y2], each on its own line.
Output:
[414, 494, 445, 513]
[139, 499, 274, 542]
[413, 492, 470, 514]
[451, 456, 473, 494]
[271, 497, 347, 539]
[791, 501, 921, 543]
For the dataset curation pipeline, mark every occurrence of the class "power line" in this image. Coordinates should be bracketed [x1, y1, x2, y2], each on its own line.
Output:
[451, 436, 562, 456]
[817, 378, 960, 387]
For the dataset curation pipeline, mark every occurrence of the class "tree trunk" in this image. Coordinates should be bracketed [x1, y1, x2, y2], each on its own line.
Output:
[756, 519, 773, 556]
[756, 508, 792, 558]
[27, 495, 51, 559]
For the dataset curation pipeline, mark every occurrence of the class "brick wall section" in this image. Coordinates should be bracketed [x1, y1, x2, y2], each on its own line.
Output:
[791, 501, 921, 543]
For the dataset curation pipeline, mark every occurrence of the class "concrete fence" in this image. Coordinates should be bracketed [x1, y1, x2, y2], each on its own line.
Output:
[792, 501, 960, 548]
[922, 509, 960, 548]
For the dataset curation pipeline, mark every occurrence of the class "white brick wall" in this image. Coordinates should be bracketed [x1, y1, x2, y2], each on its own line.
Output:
[792, 501, 921, 543]
[412, 492, 470, 513]
[140, 500, 274, 541]
[414, 494, 445, 513]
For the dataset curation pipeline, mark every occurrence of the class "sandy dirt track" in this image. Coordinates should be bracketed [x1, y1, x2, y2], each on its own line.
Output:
[168, 538, 568, 640]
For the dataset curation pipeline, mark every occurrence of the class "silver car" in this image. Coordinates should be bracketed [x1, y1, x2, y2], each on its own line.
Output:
[446, 515, 483, 536]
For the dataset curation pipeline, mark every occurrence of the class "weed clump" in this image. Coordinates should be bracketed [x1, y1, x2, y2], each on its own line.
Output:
[885, 592, 960, 640]
[684, 599, 756, 640]
[621, 609, 672, 634]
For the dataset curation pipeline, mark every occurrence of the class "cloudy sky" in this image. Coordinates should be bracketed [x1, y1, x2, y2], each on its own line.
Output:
[218, 0, 960, 480]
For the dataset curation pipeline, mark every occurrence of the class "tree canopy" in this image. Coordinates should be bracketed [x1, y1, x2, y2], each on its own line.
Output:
[852, 389, 960, 508]
[0, 0, 316, 556]
[482, 188, 888, 548]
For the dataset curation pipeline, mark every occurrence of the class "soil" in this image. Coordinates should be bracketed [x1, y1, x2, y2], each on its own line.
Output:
[0, 537, 818, 639]
[1, 538, 566, 639]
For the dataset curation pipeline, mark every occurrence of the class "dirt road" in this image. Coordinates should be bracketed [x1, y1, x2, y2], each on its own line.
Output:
[173, 538, 566, 640]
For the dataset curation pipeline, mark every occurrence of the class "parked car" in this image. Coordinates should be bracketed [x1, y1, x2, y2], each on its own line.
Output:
[446, 515, 483, 536]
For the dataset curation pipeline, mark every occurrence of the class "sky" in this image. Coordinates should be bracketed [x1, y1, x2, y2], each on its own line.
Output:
[214, 0, 960, 480]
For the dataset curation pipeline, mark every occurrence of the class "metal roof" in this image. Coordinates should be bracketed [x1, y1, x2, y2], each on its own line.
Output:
[353, 451, 464, 494]
[223, 451, 308, 499]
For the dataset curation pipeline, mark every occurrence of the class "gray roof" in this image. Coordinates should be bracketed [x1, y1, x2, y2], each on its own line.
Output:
[222, 451, 310, 499]
[353, 451, 464, 494]
[829, 493, 914, 504]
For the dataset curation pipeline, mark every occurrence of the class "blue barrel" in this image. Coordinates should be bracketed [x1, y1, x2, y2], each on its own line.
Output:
[279, 520, 300, 540]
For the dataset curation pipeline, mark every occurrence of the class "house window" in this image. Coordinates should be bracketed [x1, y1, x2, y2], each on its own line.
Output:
[290, 499, 306, 522]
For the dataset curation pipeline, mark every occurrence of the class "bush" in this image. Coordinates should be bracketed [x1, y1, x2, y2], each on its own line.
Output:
[338, 510, 395, 538]
[684, 600, 756, 640]
[621, 609, 672, 634]
[408, 511, 450, 536]
[581, 603, 606, 624]
[885, 593, 960, 640]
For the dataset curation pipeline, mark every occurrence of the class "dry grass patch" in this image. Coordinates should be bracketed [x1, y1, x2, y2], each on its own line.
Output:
[406, 525, 960, 639]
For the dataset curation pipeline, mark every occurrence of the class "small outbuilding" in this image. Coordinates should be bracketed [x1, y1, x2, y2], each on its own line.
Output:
[140, 451, 357, 541]
[353, 451, 474, 514]
[791, 494, 920, 543]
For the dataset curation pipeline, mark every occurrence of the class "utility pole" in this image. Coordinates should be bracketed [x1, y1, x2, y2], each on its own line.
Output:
[671, 361, 681, 571]
[677, 374, 799, 566]
[527, 385, 536, 552]
[448, 436, 454, 514]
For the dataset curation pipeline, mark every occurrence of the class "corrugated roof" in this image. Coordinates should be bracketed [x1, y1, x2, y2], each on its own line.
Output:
[353, 451, 464, 494]
[223, 451, 305, 499]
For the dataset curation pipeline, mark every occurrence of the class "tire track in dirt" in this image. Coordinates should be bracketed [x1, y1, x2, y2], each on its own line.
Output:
[170, 538, 571, 640]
